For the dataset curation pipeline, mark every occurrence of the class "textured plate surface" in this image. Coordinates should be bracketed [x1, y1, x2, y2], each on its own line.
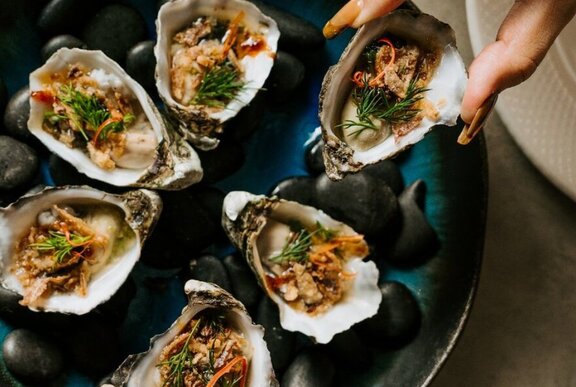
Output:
[467, 0, 576, 201]
[0, 0, 486, 386]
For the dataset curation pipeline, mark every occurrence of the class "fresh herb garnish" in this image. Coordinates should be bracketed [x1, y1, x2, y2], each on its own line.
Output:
[192, 61, 245, 108]
[337, 77, 428, 137]
[30, 230, 92, 264]
[270, 222, 335, 264]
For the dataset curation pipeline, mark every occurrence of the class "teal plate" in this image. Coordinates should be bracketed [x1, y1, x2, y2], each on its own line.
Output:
[0, 0, 487, 386]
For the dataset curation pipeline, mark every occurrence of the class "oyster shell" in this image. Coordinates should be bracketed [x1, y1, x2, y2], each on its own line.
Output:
[222, 191, 382, 344]
[28, 48, 203, 189]
[0, 186, 161, 314]
[155, 0, 280, 150]
[109, 280, 277, 387]
[319, 10, 467, 179]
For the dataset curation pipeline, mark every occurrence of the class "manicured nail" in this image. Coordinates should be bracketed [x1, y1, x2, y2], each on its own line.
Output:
[323, 0, 362, 39]
[457, 93, 498, 145]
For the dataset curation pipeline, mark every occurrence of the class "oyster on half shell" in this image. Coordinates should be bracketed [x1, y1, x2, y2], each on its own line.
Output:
[0, 186, 161, 314]
[222, 191, 382, 344]
[319, 11, 467, 179]
[29, 48, 203, 190]
[109, 280, 277, 387]
[155, 0, 280, 150]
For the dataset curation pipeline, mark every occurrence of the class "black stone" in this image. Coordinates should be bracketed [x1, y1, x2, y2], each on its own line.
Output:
[270, 176, 317, 207]
[304, 138, 325, 176]
[382, 180, 439, 266]
[326, 329, 371, 370]
[41, 34, 87, 62]
[256, 297, 297, 371]
[48, 154, 119, 192]
[265, 51, 305, 102]
[126, 40, 157, 94]
[65, 319, 122, 377]
[250, 1, 325, 53]
[82, 5, 147, 65]
[361, 160, 405, 195]
[142, 187, 225, 268]
[225, 92, 267, 141]
[38, 0, 96, 36]
[3, 87, 33, 142]
[90, 277, 137, 325]
[0, 78, 7, 116]
[196, 139, 245, 184]
[223, 254, 262, 309]
[186, 255, 232, 292]
[315, 173, 399, 237]
[281, 347, 335, 387]
[3, 329, 64, 383]
[355, 281, 421, 348]
[0, 136, 39, 190]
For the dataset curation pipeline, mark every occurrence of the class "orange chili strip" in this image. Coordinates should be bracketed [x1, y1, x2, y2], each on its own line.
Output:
[352, 70, 366, 87]
[60, 223, 93, 248]
[332, 235, 364, 242]
[207, 355, 248, 387]
[91, 117, 121, 146]
[369, 38, 396, 87]
[31, 90, 55, 104]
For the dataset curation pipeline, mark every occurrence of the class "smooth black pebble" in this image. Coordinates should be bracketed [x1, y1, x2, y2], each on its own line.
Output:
[361, 160, 405, 195]
[3, 329, 64, 383]
[187, 255, 232, 292]
[3, 86, 34, 142]
[126, 40, 157, 94]
[355, 281, 421, 348]
[315, 172, 399, 237]
[271, 176, 317, 207]
[265, 51, 305, 103]
[49, 154, 119, 192]
[0, 77, 6, 116]
[41, 34, 87, 61]
[383, 180, 439, 266]
[225, 92, 267, 141]
[83, 5, 147, 65]
[38, 0, 96, 36]
[250, 1, 324, 53]
[223, 254, 262, 309]
[90, 277, 137, 325]
[196, 139, 245, 184]
[256, 297, 297, 371]
[304, 137, 325, 176]
[0, 136, 38, 190]
[326, 329, 371, 370]
[282, 347, 335, 387]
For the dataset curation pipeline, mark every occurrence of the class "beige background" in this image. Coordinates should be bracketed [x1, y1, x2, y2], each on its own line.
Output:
[410, 1, 576, 386]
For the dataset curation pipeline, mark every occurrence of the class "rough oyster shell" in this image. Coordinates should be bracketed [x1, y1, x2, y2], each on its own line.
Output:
[319, 10, 467, 179]
[155, 0, 280, 150]
[109, 280, 277, 387]
[222, 191, 382, 344]
[28, 48, 203, 189]
[0, 186, 161, 314]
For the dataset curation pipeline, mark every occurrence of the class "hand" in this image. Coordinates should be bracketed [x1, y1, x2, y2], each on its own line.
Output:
[323, 0, 576, 143]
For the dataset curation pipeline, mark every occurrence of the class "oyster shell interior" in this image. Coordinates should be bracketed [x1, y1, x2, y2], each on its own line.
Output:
[223, 192, 382, 344]
[0, 186, 161, 314]
[319, 11, 467, 179]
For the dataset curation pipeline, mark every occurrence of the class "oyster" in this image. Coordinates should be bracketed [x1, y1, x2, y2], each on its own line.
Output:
[0, 186, 161, 314]
[155, 0, 280, 150]
[319, 10, 467, 179]
[28, 48, 203, 189]
[109, 280, 277, 387]
[222, 191, 382, 344]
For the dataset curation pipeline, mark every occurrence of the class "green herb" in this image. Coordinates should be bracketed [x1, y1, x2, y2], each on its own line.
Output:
[337, 77, 428, 138]
[157, 318, 202, 387]
[30, 231, 92, 264]
[192, 62, 245, 108]
[269, 222, 335, 264]
[95, 113, 135, 141]
[44, 111, 68, 125]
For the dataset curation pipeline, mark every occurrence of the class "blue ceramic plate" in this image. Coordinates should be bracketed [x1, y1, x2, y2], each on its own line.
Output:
[0, 0, 487, 386]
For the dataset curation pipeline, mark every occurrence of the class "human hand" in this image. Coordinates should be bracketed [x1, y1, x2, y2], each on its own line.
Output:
[323, 0, 576, 144]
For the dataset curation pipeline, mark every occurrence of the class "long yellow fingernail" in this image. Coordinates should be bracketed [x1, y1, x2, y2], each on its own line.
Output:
[457, 93, 498, 145]
[323, 0, 361, 39]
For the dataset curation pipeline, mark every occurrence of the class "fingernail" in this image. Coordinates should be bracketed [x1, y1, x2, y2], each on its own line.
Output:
[457, 93, 498, 145]
[323, 0, 361, 39]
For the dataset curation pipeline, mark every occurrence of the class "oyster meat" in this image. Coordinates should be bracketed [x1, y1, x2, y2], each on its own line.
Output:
[109, 280, 277, 387]
[29, 48, 203, 189]
[222, 191, 382, 344]
[319, 11, 467, 179]
[155, 0, 280, 150]
[0, 186, 161, 314]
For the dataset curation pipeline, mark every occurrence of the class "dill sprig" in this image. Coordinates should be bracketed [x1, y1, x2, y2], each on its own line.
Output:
[30, 231, 92, 264]
[270, 222, 335, 264]
[338, 77, 428, 138]
[157, 318, 202, 387]
[192, 61, 245, 108]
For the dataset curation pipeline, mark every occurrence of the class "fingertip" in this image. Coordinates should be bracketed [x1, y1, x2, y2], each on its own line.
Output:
[350, 0, 405, 28]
